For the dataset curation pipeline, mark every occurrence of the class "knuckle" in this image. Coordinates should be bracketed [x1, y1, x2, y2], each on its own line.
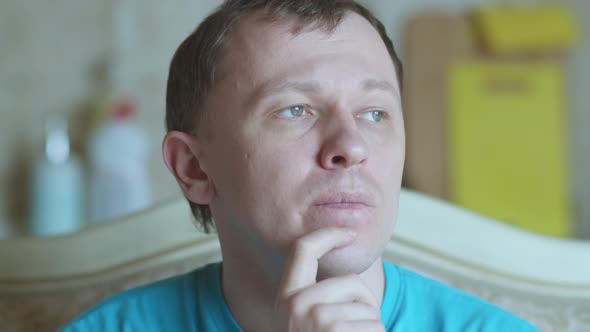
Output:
[292, 238, 311, 257]
[276, 293, 289, 306]
[370, 321, 386, 332]
[308, 303, 326, 323]
[346, 273, 363, 283]
[325, 321, 345, 332]
[285, 293, 306, 317]
[373, 323, 386, 332]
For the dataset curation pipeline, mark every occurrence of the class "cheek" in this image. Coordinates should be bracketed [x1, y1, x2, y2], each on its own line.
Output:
[374, 136, 405, 180]
[243, 142, 311, 206]
[235, 137, 311, 200]
[230, 146, 313, 251]
[371, 139, 404, 220]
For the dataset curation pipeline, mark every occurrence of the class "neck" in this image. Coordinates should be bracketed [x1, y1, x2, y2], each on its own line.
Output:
[220, 248, 386, 332]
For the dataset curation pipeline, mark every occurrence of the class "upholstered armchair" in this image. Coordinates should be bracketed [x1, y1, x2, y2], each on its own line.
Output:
[1, 190, 589, 331]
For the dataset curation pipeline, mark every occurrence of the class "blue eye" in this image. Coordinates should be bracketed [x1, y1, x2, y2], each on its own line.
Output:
[360, 110, 386, 122]
[278, 105, 309, 118]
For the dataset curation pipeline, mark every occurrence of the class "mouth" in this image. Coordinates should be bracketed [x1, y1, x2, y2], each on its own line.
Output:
[314, 202, 369, 209]
[312, 192, 375, 209]
[306, 191, 375, 228]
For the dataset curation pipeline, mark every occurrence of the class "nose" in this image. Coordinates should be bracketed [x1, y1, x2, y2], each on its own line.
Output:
[318, 114, 369, 170]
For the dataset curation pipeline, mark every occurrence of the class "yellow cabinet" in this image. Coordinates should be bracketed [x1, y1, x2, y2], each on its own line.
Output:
[449, 62, 572, 237]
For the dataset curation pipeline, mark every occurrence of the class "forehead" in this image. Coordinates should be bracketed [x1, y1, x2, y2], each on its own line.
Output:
[215, 10, 397, 89]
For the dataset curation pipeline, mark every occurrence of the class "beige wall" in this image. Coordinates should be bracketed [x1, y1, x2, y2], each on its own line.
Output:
[0, 0, 221, 234]
[1, 0, 586, 237]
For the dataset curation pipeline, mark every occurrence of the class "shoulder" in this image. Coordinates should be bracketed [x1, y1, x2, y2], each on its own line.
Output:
[384, 262, 539, 331]
[59, 264, 217, 332]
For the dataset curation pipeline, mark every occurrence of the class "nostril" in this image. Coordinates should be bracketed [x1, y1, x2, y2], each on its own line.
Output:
[332, 156, 345, 164]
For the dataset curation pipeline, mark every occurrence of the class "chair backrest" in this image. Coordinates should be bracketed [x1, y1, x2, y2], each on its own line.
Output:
[1, 190, 589, 331]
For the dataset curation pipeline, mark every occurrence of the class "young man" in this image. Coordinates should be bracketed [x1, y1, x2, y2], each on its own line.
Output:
[63, 1, 538, 331]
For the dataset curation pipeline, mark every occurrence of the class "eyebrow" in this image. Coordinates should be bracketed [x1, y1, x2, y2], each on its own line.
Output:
[361, 79, 399, 99]
[247, 77, 399, 108]
[246, 79, 321, 107]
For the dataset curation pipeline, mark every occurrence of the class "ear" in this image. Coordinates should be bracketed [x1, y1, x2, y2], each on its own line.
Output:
[162, 131, 215, 204]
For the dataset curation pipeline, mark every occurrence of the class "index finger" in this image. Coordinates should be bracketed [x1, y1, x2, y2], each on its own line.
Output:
[279, 227, 356, 297]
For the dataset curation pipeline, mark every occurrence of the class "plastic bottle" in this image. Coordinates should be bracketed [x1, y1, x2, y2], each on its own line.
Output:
[88, 99, 152, 224]
[30, 115, 84, 236]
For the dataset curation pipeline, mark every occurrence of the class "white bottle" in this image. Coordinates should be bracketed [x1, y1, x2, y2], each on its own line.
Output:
[30, 116, 84, 236]
[88, 99, 152, 224]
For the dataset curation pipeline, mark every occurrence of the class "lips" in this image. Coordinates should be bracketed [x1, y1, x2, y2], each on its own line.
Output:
[306, 191, 376, 229]
[312, 192, 375, 209]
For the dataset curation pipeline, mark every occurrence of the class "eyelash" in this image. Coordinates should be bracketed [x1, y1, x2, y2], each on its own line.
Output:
[275, 105, 388, 123]
[359, 110, 388, 123]
[276, 104, 313, 119]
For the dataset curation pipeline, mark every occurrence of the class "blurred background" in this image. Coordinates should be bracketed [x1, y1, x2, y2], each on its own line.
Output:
[0, 0, 588, 240]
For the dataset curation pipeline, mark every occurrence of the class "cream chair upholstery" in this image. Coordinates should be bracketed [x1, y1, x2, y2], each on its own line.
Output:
[1, 190, 589, 331]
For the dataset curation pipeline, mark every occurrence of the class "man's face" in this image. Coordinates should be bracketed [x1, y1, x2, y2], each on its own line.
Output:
[200, 11, 405, 275]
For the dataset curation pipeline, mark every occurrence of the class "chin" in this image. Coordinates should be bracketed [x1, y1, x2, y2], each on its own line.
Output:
[315, 244, 381, 280]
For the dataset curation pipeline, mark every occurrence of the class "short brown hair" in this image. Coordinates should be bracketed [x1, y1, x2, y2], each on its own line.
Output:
[166, 0, 403, 233]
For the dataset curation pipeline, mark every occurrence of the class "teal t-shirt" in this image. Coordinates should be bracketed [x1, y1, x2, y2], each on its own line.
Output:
[61, 261, 538, 331]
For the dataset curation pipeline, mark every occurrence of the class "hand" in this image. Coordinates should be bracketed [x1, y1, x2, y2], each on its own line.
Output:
[273, 228, 385, 332]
